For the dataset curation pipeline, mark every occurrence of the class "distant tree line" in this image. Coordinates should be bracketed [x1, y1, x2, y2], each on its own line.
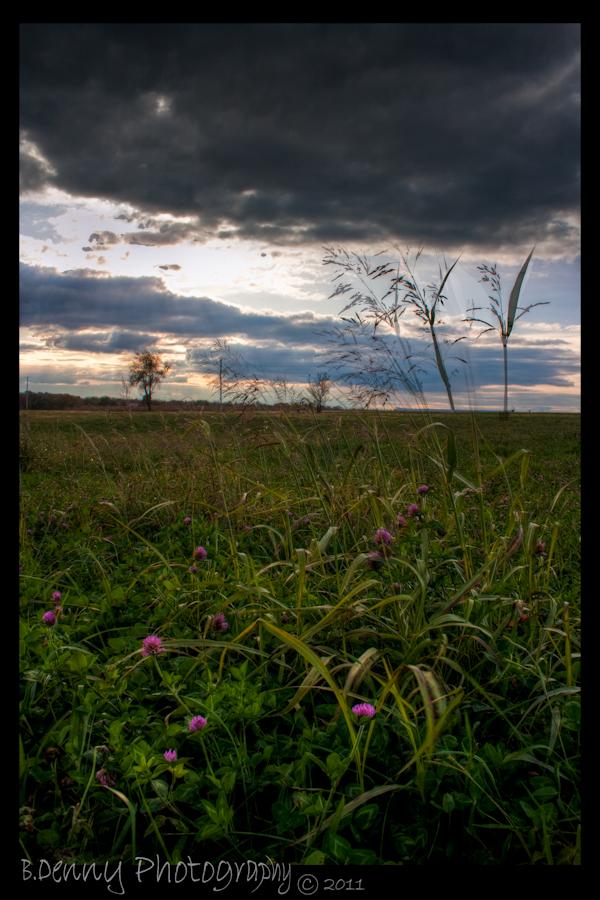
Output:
[19, 391, 342, 412]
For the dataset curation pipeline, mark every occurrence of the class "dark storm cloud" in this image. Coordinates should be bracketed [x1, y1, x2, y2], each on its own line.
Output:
[20, 23, 579, 255]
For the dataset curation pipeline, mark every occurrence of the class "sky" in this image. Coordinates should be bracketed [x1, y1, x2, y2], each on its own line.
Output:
[20, 23, 580, 412]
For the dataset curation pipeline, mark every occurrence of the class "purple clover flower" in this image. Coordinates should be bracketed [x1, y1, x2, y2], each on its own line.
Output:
[210, 613, 229, 633]
[367, 551, 382, 570]
[193, 546, 207, 561]
[95, 769, 115, 790]
[141, 635, 165, 657]
[407, 504, 420, 517]
[352, 703, 376, 718]
[164, 749, 177, 763]
[417, 485, 429, 495]
[52, 591, 61, 603]
[184, 517, 191, 525]
[535, 540, 547, 556]
[244, 525, 251, 531]
[189, 565, 198, 574]
[396, 515, 406, 527]
[42, 610, 56, 626]
[189, 715, 207, 732]
[374, 529, 392, 545]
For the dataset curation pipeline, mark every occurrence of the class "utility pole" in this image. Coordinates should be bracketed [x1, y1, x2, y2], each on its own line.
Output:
[219, 358, 222, 413]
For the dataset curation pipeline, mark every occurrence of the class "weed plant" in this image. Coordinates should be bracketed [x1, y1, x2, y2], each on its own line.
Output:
[19, 407, 580, 866]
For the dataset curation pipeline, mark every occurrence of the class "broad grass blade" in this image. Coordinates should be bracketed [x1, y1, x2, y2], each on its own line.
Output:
[258, 620, 357, 744]
[506, 245, 535, 337]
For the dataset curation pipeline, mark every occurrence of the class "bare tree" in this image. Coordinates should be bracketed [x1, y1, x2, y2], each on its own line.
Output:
[305, 372, 332, 412]
[318, 244, 469, 412]
[463, 246, 548, 416]
[119, 375, 133, 407]
[128, 350, 172, 412]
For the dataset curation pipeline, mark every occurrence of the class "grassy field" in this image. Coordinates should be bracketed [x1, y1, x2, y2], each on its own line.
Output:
[19, 407, 581, 866]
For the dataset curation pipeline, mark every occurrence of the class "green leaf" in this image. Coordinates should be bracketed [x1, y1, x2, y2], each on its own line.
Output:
[201, 799, 220, 824]
[327, 833, 352, 863]
[506, 245, 535, 338]
[354, 802, 379, 829]
[348, 849, 378, 864]
[303, 850, 325, 865]
[151, 779, 169, 802]
[67, 650, 95, 673]
[326, 752, 344, 780]
[108, 637, 127, 651]
[442, 793, 455, 813]
[37, 829, 60, 849]
[173, 783, 199, 802]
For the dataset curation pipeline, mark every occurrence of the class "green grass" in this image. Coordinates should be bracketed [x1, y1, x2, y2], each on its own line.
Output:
[19, 407, 580, 866]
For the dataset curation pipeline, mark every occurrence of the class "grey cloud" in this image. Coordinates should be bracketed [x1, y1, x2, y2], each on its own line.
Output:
[89, 231, 121, 247]
[19, 24, 579, 258]
[124, 222, 203, 247]
[50, 329, 160, 354]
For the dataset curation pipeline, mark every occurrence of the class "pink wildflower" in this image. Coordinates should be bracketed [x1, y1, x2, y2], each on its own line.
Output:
[417, 485, 429, 495]
[184, 517, 191, 525]
[407, 504, 420, 517]
[535, 540, 547, 556]
[193, 546, 207, 560]
[352, 703, 376, 718]
[141, 635, 165, 657]
[374, 529, 392, 545]
[396, 515, 406, 527]
[42, 610, 56, 626]
[164, 749, 177, 763]
[95, 769, 115, 790]
[367, 551, 382, 570]
[189, 715, 207, 732]
[189, 565, 198, 573]
[52, 591, 61, 603]
[210, 613, 229, 633]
